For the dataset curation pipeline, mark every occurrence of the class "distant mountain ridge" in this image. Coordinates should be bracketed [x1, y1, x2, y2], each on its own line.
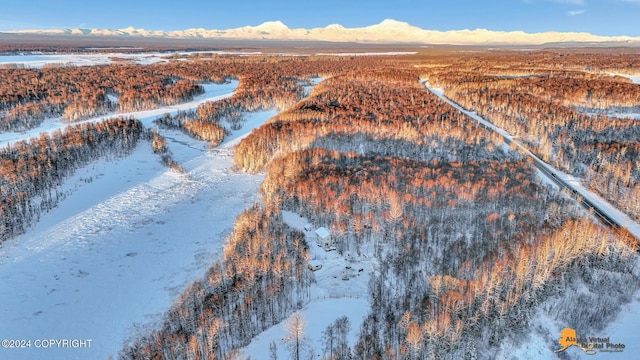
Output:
[6, 19, 640, 46]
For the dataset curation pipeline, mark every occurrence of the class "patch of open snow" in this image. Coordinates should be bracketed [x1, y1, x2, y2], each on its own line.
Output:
[106, 94, 118, 104]
[0, 108, 273, 360]
[0, 52, 172, 67]
[0, 51, 297, 68]
[241, 298, 369, 360]
[315, 52, 417, 56]
[613, 113, 640, 119]
[219, 109, 277, 147]
[493, 311, 559, 360]
[0, 52, 224, 68]
[611, 73, 640, 85]
[602, 288, 640, 356]
[282, 210, 374, 300]
[496, 287, 640, 359]
[0, 55, 57, 64]
[583, 111, 640, 120]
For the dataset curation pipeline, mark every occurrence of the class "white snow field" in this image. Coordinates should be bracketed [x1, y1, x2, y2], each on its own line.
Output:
[609, 73, 640, 86]
[0, 77, 280, 359]
[242, 299, 369, 359]
[582, 111, 640, 120]
[0, 51, 265, 68]
[315, 51, 417, 56]
[623, 74, 640, 85]
[0, 52, 171, 67]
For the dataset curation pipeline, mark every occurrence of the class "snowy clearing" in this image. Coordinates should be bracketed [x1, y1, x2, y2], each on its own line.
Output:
[582, 111, 640, 120]
[281, 210, 374, 301]
[0, 52, 172, 67]
[241, 211, 373, 359]
[614, 73, 640, 85]
[0, 94, 275, 360]
[241, 298, 369, 360]
[0, 51, 267, 68]
[315, 51, 417, 56]
[602, 280, 640, 357]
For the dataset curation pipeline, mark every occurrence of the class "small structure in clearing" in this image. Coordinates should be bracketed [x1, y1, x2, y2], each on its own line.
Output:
[308, 260, 322, 271]
[315, 226, 334, 251]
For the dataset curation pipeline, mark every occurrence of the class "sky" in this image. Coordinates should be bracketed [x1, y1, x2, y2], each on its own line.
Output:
[0, 0, 638, 36]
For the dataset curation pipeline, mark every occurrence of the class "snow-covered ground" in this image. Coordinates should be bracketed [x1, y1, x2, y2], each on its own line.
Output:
[615, 73, 640, 85]
[0, 80, 238, 149]
[0, 90, 277, 359]
[583, 111, 640, 120]
[424, 79, 640, 360]
[242, 299, 369, 359]
[602, 283, 640, 358]
[241, 211, 373, 359]
[0, 51, 268, 68]
[495, 283, 640, 360]
[0, 52, 172, 67]
[315, 51, 417, 56]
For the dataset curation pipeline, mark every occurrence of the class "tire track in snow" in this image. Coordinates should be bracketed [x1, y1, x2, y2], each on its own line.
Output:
[7, 170, 209, 264]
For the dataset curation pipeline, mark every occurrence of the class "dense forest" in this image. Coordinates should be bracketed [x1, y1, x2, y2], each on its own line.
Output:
[422, 51, 640, 222]
[122, 55, 639, 359]
[0, 54, 393, 133]
[1, 50, 638, 359]
[0, 64, 206, 130]
[234, 70, 505, 172]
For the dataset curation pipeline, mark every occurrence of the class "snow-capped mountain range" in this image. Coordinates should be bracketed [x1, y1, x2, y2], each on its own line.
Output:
[6, 19, 640, 46]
